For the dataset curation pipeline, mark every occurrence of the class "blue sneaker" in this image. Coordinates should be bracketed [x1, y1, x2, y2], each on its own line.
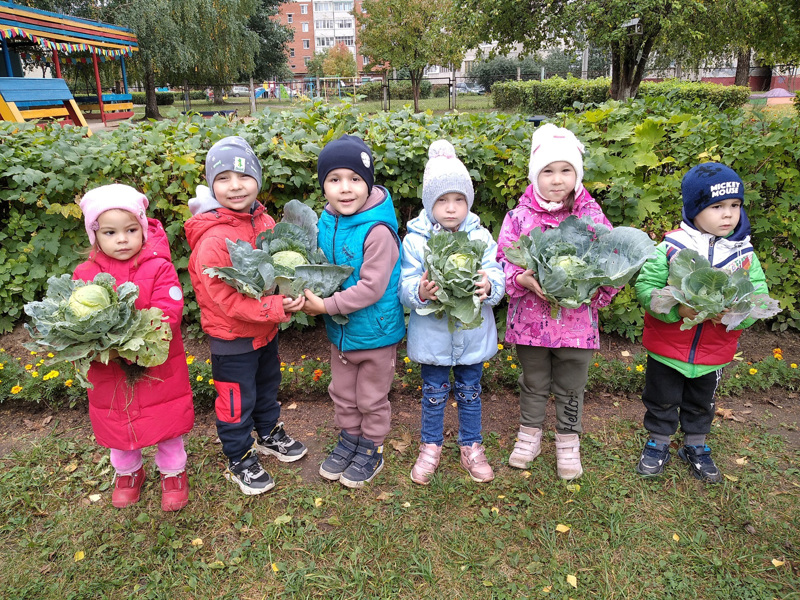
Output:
[636, 439, 671, 477]
[678, 444, 722, 483]
[340, 437, 384, 489]
[319, 431, 359, 481]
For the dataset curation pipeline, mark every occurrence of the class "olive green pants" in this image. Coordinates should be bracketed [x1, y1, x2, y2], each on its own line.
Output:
[516, 345, 593, 434]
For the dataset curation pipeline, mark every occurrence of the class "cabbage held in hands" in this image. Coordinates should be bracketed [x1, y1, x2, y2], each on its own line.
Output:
[24, 273, 172, 388]
[504, 215, 657, 317]
[204, 199, 353, 324]
[649, 249, 781, 331]
[418, 231, 488, 332]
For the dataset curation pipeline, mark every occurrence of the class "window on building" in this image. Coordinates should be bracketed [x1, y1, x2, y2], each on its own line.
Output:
[287, 13, 293, 23]
[304, 57, 311, 66]
[300, 4, 308, 13]
[315, 19, 335, 29]
[290, 48, 295, 57]
[303, 39, 310, 49]
[302, 22, 309, 32]
[316, 36, 334, 47]
[335, 19, 352, 29]
[314, 2, 332, 11]
[335, 35, 354, 46]
[333, 1, 353, 10]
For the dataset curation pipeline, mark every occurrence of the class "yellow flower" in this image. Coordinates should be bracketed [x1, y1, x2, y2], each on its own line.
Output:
[64, 380, 73, 387]
[636, 364, 645, 372]
[594, 362, 600, 367]
[37, 360, 44, 366]
[280, 362, 287, 367]
[407, 368, 412, 373]
[791, 364, 797, 369]
[186, 356, 195, 365]
[205, 359, 211, 364]
[31, 371, 39, 378]
[510, 364, 517, 369]
[25, 364, 32, 370]
[209, 379, 215, 385]
[483, 362, 490, 368]
[196, 375, 203, 381]
[11, 385, 23, 394]
[774, 354, 783, 361]
[280, 367, 285, 372]
[288, 368, 294, 373]
[403, 356, 411, 364]
[301, 355, 306, 359]
[30, 351, 37, 355]
[749, 368, 758, 375]
[773, 347, 782, 354]
[47, 353, 54, 358]
[626, 366, 631, 371]
[497, 344, 504, 350]
[300, 367, 304, 372]
[43, 370, 59, 381]
[506, 356, 512, 361]
[0, 364, 4, 369]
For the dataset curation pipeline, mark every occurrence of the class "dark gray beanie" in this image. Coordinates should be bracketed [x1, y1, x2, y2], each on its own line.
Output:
[681, 162, 744, 221]
[317, 134, 374, 195]
[205, 136, 262, 197]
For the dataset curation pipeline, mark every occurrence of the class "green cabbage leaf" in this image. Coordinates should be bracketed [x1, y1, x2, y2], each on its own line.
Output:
[504, 215, 656, 317]
[203, 199, 353, 324]
[23, 273, 172, 388]
[417, 231, 488, 332]
[649, 249, 782, 330]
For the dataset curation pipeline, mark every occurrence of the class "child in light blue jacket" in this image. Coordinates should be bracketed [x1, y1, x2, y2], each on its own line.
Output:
[399, 140, 505, 484]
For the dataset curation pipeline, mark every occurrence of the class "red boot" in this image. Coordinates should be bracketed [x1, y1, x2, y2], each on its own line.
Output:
[160, 471, 189, 512]
[111, 466, 146, 508]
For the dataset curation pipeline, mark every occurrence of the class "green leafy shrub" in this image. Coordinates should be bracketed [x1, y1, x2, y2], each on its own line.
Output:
[358, 80, 432, 101]
[638, 79, 751, 110]
[130, 92, 176, 105]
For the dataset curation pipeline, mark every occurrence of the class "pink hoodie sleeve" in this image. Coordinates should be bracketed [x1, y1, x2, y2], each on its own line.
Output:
[323, 224, 399, 316]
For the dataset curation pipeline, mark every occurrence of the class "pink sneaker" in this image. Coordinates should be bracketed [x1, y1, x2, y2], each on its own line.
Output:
[160, 470, 189, 512]
[460, 443, 494, 483]
[555, 432, 583, 480]
[111, 466, 146, 508]
[410, 443, 442, 485]
[508, 426, 542, 469]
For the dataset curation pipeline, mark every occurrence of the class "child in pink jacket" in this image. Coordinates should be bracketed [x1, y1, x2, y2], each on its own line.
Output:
[497, 124, 619, 480]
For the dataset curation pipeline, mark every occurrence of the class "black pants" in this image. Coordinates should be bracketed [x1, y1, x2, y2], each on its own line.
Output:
[641, 356, 721, 438]
[211, 337, 282, 460]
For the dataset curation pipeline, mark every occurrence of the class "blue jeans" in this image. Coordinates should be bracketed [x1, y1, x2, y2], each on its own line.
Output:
[420, 363, 484, 446]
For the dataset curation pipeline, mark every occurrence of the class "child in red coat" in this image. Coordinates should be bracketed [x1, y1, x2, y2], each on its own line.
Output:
[74, 184, 195, 511]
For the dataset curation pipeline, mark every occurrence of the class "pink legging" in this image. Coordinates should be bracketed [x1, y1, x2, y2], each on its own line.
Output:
[110, 436, 187, 475]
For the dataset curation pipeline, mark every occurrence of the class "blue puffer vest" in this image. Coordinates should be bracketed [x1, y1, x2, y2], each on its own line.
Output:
[318, 187, 406, 351]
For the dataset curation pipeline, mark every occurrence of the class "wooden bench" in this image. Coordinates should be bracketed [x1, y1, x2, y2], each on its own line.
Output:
[0, 77, 91, 134]
[76, 93, 134, 122]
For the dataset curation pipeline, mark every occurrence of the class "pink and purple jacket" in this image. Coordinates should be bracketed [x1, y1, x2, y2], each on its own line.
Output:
[497, 184, 619, 349]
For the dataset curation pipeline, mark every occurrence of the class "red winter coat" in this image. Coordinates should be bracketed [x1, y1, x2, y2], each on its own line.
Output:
[184, 202, 289, 350]
[73, 218, 194, 450]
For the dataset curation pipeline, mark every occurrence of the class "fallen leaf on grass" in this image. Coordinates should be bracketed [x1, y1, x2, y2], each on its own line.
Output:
[724, 474, 739, 482]
[74, 551, 85, 562]
[542, 586, 552, 593]
[566, 574, 578, 589]
[673, 534, 680, 542]
[274, 514, 292, 525]
[88, 494, 101, 502]
[191, 538, 203, 547]
[375, 491, 391, 501]
[744, 523, 756, 535]
[314, 497, 323, 507]
[772, 559, 785, 567]
[402, 501, 411, 508]
[620, 351, 631, 357]
[491, 507, 499, 514]
[389, 430, 413, 453]
[64, 463, 78, 473]
[271, 563, 279, 572]
[521, 471, 531, 479]
[715, 407, 743, 422]
[285, 402, 297, 410]
[556, 524, 571, 533]
[43, 415, 53, 425]
[736, 457, 748, 465]
[566, 483, 580, 493]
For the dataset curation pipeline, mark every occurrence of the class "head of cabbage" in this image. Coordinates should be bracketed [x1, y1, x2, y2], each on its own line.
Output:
[272, 250, 308, 272]
[67, 284, 112, 319]
[445, 253, 474, 272]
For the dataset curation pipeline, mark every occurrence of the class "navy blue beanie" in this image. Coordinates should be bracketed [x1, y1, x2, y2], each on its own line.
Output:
[317, 134, 374, 195]
[681, 162, 744, 221]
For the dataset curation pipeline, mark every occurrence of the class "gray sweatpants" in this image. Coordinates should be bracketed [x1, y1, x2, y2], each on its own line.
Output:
[516, 345, 593, 434]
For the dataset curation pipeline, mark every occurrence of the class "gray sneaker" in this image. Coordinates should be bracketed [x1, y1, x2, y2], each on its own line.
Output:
[254, 422, 307, 463]
[678, 444, 722, 483]
[636, 439, 671, 477]
[340, 437, 384, 489]
[319, 430, 359, 481]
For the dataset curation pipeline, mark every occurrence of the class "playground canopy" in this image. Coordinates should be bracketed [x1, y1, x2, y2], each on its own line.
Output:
[0, 0, 138, 129]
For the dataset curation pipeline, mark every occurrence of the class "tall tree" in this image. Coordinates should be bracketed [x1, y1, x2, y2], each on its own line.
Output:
[248, 0, 294, 82]
[356, 0, 475, 111]
[462, 0, 714, 100]
[323, 43, 357, 78]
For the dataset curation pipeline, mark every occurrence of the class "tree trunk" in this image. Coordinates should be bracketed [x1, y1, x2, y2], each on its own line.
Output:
[609, 32, 658, 101]
[410, 70, 421, 113]
[144, 62, 162, 120]
[734, 48, 751, 88]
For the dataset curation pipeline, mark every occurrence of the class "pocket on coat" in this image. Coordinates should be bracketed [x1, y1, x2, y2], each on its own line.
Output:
[214, 381, 242, 424]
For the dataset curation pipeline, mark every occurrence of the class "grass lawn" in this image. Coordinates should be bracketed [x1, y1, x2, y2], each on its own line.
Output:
[1, 415, 797, 598]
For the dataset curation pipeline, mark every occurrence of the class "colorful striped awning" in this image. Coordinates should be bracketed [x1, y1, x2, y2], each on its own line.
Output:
[0, 1, 137, 57]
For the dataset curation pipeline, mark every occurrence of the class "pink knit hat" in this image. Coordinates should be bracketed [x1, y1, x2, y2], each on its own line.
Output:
[79, 184, 149, 245]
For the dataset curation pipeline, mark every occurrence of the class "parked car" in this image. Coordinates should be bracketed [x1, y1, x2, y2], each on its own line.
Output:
[231, 86, 250, 97]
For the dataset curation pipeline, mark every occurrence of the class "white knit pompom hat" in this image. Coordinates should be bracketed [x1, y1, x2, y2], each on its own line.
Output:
[527, 123, 585, 197]
[421, 139, 474, 222]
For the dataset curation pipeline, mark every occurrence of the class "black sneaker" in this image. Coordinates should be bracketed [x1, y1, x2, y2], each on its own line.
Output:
[636, 439, 671, 477]
[319, 430, 359, 481]
[254, 422, 307, 463]
[340, 437, 384, 489]
[225, 450, 275, 495]
[678, 444, 722, 483]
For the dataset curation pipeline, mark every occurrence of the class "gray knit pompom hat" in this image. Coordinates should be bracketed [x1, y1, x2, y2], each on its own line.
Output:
[421, 140, 474, 222]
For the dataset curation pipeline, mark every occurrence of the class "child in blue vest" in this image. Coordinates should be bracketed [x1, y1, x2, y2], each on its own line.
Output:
[303, 134, 406, 488]
[635, 163, 769, 482]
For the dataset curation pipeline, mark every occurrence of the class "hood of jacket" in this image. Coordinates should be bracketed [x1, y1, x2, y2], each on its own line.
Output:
[406, 209, 483, 239]
[185, 193, 267, 251]
[88, 218, 172, 276]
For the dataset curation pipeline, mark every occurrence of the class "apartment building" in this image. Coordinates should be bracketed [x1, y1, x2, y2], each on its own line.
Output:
[277, 0, 369, 80]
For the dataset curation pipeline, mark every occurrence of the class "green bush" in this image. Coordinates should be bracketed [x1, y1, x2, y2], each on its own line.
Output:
[130, 92, 176, 106]
[432, 85, 450, 98]
[493, 78, 750, 114]
[359, 80, 432, 101]
[1, 97, 799, 339]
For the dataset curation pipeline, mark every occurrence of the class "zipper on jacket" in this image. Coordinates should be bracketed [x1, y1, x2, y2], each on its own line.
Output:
[688, 323, 703, 364]
[707, 237, 715, 263]
[331, 215, 346, 352]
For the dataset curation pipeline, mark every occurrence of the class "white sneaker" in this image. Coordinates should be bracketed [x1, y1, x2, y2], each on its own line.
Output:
[508, 426, 542, 469]
[554, 432, 583, 480]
